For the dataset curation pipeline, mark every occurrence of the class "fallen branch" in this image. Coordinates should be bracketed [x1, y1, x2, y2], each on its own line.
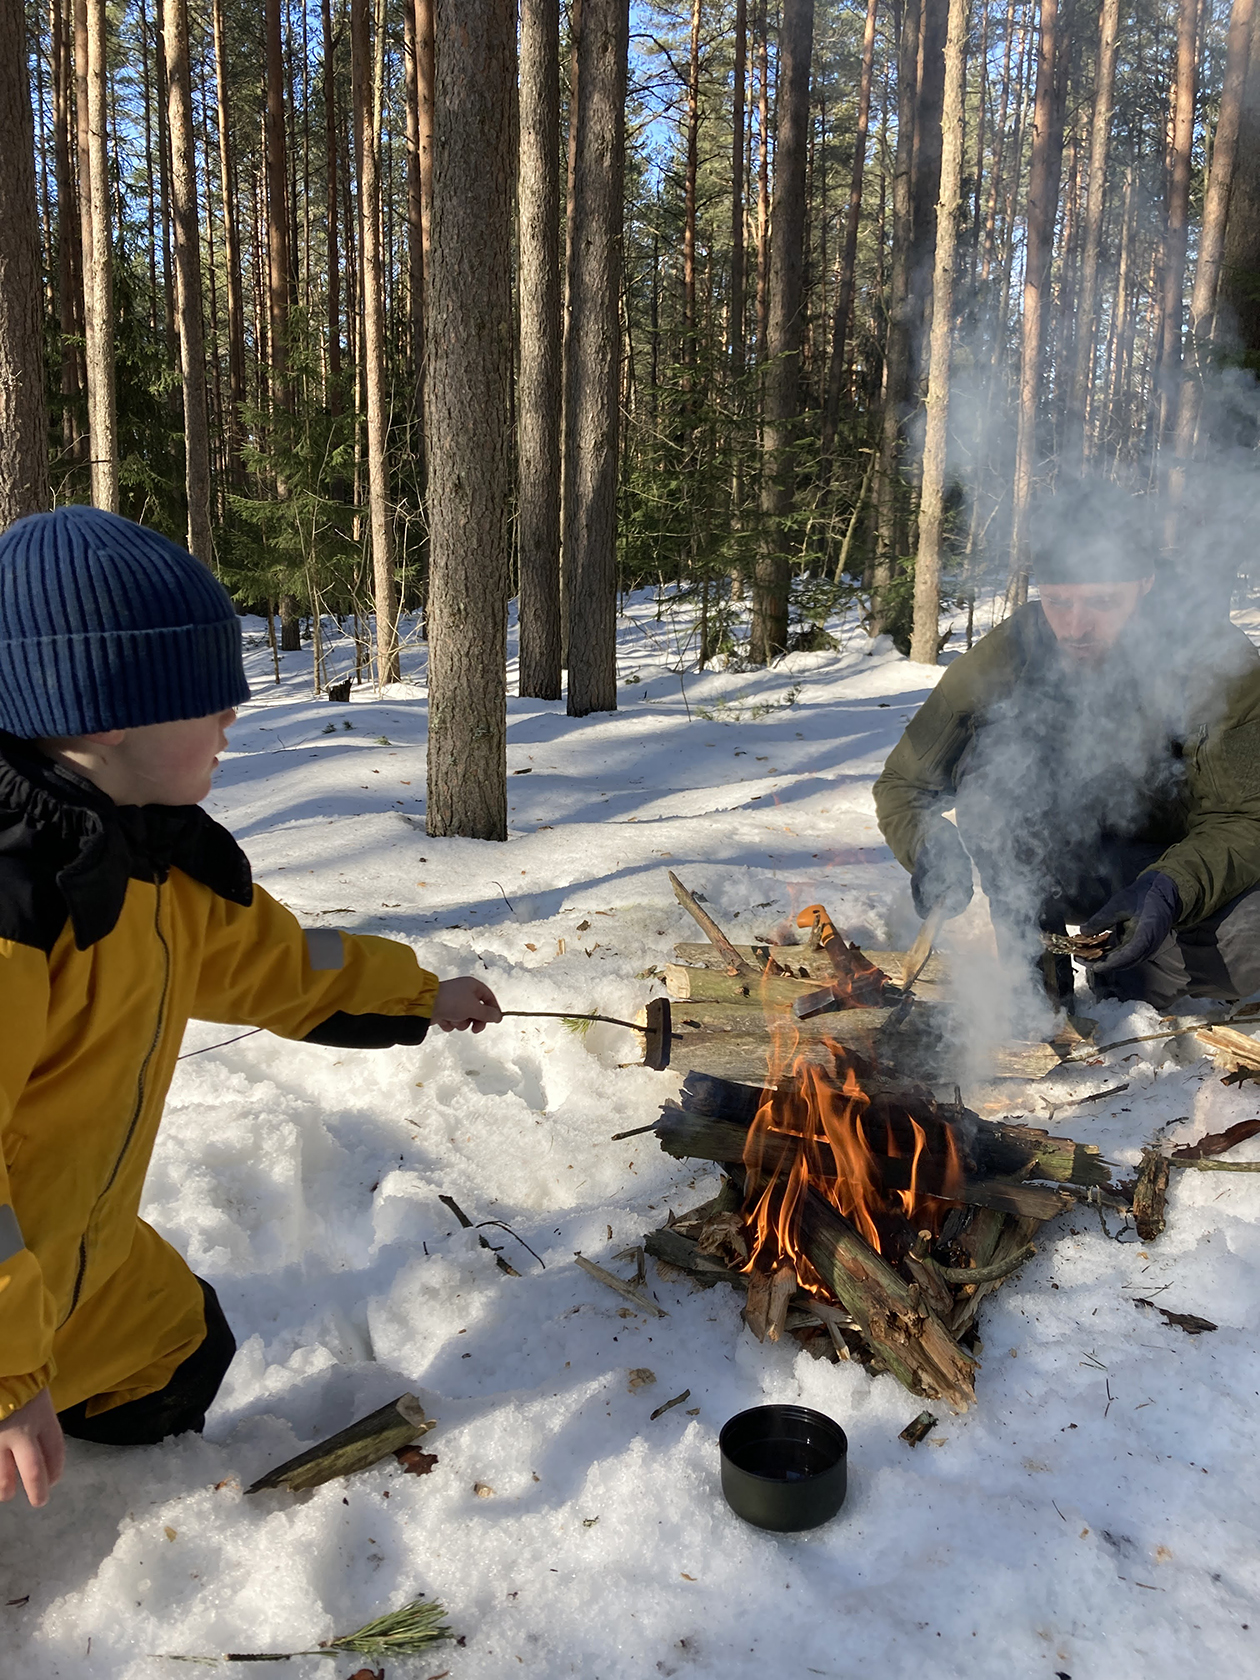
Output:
[667, 873, 755, 976]
[245, 1395, 434, 1495]
[1168, 1158, 1260, 1173]
[573, 1252, 667, 1317]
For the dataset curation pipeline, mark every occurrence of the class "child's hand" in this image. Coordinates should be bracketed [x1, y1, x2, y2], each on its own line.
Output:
[432, 977, 503, 1033]
[0, 1387, 65, 1507]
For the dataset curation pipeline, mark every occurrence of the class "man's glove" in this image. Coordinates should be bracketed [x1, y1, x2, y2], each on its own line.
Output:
[910, 825, 974, 920]
[1079, 871, 1180, 977]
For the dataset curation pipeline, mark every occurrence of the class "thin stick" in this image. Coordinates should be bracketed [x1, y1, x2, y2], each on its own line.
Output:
[924, 1244, 1036, 1287]
[573, 1252, 667, 1317]
[501, 1009, 647, 1032]
[1168, 1158, 1260, 1173]
[666, 871, 754, 976]
[650, 1388, 691, 1419]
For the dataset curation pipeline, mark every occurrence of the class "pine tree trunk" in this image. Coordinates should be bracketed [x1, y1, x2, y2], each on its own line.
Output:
[1067, 0, 1120, 462]
[909, 0, 967, 667]
[0, 0, 51, 523]
[352, 0, 399, 685]
[729, 0, 747, 386]
[425, 0, 514, 837]
[1008, 0, 1070, 601]
[563, 0, 629, 717]
[280, 591, 301, 651]
[1220, 2, 1260, 360]
[871, 0, 920, 630]
[821, 0, 876, 459]
[518, 0, 563, 699]
[321, 0, 341, 405]
[76, 0, 118, 510]
[403, 0, 423, 391]
[415, 0, 433, 263]
[265, 0, 291, 412]
[52, 0, 84, 465]
[682, 0, 701, 378]
[907, 0, 947, 387]
[754, 0, 769, 357]
[1157, 0, 1200, 444]
[163, 0, 212, 565]
[1176, 0, 1255, 452]
[212, 0, 246, 488]
[749, 0, 813, 665]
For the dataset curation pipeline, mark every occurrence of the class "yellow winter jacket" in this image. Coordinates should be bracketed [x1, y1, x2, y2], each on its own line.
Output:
[0, 737, 438, 1421]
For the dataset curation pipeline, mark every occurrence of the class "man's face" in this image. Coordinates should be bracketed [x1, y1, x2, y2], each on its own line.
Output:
[1037, 578, 1154, 664]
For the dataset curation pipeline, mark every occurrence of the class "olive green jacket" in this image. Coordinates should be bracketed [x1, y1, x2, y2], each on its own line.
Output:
[873, 602, 1260, 927]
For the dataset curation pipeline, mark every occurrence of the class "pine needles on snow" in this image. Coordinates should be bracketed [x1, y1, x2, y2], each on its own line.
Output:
[159, 1594, 452, 1662]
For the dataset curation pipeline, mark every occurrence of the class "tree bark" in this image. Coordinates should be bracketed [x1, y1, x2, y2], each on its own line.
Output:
[0, 0, 51, 523]
[1221, 1, 1260, 361]
[76, 0, 118, 510]
[352, 0, 399, 685]
[425, 0, 514, 837]
[1176, 0, 1256, 452]
[682, 0, 701, 378]
[729, 0, 747, 386]
[909, 0, 966, 667]
[907, 0, 947, 387]
[1008, 0, 1070, 601]
[1067, 0, 1120, 461]
[871, 0, 921, 629]
[563, 0, 629, 716]
[162, 0, 213, 565]
[749, 0, 813, 665]
[321, 0, 341, 405]
[265, 0, 291, 411]
[822, 0, 877, 459]
[51, 0, 83, 465]
[518, 0, 563, 699]
[754, 0, 770, 358]
[212, 0, 246, 487]
[1157, 0, 1200, 444]
[415, 0, 434, 265]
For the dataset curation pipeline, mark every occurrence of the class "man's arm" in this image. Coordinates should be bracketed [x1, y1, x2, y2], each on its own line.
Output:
[1153, 664, 1260, 926]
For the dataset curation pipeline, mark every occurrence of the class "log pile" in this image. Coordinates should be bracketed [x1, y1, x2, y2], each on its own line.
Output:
[659, 877, 1066, 1092]
[646, 1069, 1121, 1411]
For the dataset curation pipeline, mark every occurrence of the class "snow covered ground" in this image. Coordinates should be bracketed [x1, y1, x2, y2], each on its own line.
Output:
[5, 590, 1260, 1680]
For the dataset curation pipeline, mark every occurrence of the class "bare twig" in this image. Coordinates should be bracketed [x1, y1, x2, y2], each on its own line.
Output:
[573, 1253, 667, 1317]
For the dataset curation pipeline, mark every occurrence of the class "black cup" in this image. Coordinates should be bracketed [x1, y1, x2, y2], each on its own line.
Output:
[719, 1404, 848, 1532]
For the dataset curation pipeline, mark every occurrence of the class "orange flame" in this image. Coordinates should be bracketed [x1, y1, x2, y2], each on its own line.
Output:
[740, 965, 965, 1291]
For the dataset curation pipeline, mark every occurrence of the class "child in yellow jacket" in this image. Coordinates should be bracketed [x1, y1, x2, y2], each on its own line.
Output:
[0, 506, 501, 1508]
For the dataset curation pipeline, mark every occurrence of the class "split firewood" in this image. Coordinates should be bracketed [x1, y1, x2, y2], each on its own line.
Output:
[744, 1266, 773, 1340]
[666, 873, 756, 977]
[1194, 1024, 1260, 1073]
[674, 941, 949, 994]
[765, 1264, 798, 1342]
[245, 1394, 434, 1494]
[1132, 1150, 1171, 1241]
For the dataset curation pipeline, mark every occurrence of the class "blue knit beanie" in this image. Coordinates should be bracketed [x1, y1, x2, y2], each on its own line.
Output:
[0, 506, 250, 738]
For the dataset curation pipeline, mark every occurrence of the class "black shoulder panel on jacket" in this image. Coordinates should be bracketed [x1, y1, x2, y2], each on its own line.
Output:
[304, 1011, 431, 1049]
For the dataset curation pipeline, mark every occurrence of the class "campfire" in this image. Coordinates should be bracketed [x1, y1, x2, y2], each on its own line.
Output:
[643, 881, 1120, 1412]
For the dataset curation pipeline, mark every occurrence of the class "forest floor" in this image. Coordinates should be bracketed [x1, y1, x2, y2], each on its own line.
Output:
[3, 591, 1259, 1679]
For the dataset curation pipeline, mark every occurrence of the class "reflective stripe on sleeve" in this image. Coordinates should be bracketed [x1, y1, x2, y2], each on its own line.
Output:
[303, 928, 345, 972]
[0, 1204, 24, 1264]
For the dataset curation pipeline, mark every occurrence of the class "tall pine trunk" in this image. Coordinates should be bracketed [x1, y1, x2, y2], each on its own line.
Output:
[1157, 0, 1200, 445]
[821, 0, 877, 459]
[1220, 1, 1260, 362]
[265, 0, 291, 412]
[212, 0, 246, 487]
[76, 0, 118, 510]
[909, 0, 967, 666]
[563, 0, 629, 717]
[749, 0, 813, 665]
[1176, 0, 1255, 452]
[163, 0, 213, 564]
[352, 0, 399, 684]
[425, 0, 514, 837]
[1068, 0, 1120, 460]
[1009, 0, 1070, 601]
[518, 0, 563, 698]
[0, 0, 51, 522]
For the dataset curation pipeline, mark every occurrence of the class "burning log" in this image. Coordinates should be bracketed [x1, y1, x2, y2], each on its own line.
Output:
[652, 1104, 1071, 1221]
[672, 941, 948, 994]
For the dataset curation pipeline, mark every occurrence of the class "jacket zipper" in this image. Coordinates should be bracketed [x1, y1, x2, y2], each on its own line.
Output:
[62, 883, 172, 1325]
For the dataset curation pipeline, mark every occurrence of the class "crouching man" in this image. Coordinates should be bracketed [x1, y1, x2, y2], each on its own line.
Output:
[874, 489, 1260, 1014]
[0, 506, 502, 1508]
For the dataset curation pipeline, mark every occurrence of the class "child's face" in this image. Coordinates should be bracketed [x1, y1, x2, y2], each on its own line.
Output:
[89, 708, 237, 806]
